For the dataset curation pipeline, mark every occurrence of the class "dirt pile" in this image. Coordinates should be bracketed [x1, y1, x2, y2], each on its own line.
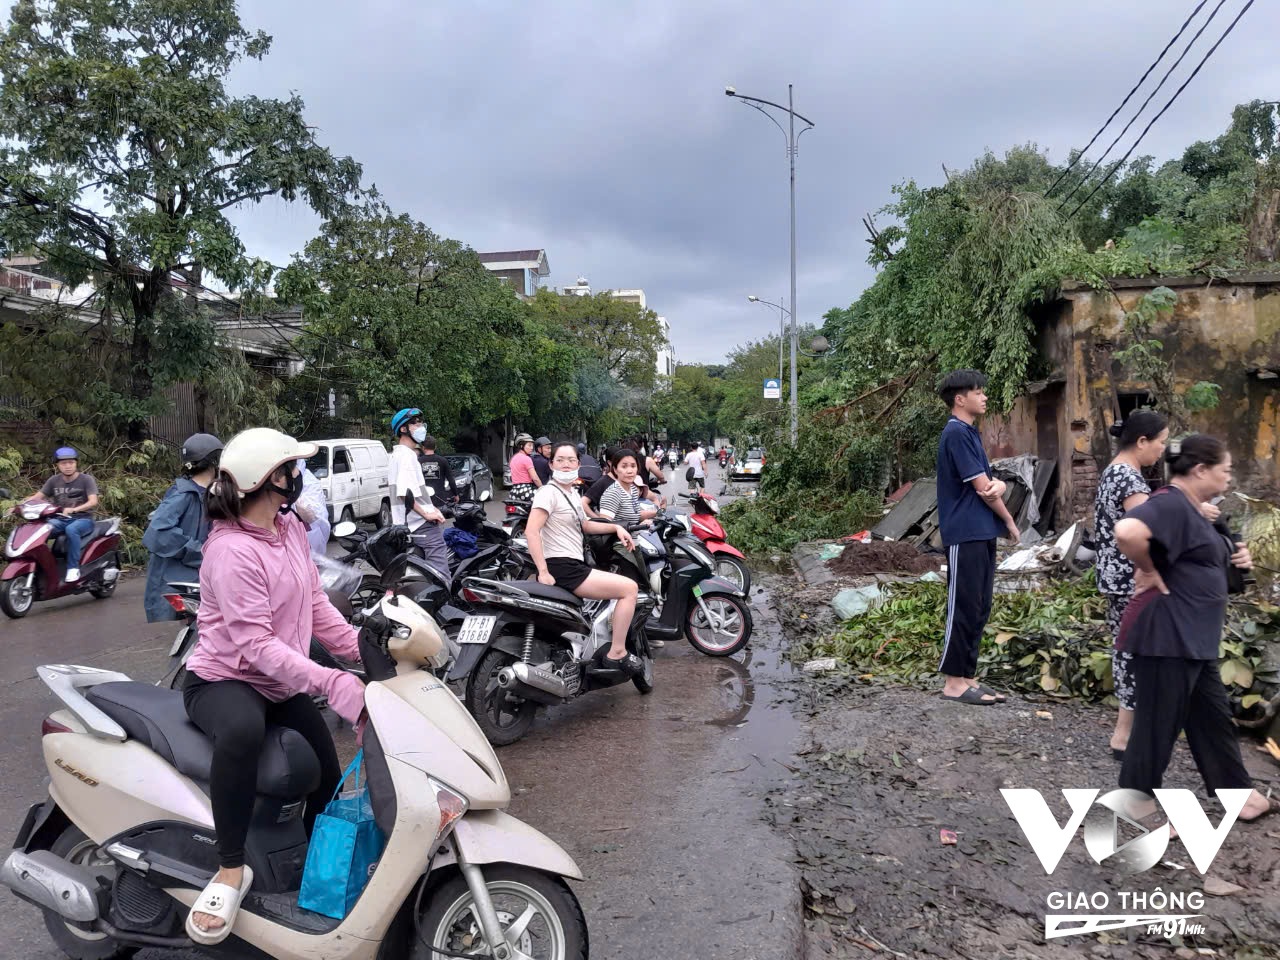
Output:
[825, 540, 943, 576]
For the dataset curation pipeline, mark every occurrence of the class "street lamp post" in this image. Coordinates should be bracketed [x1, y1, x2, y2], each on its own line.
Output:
[748, 295, 787, 384]
[727, 83, 815, 445]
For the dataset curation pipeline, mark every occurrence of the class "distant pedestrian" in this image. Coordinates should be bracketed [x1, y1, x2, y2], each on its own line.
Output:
[684, 442, 707, 492]
[934, 370, 1021, 706]
[509, 433, 537, 502]
[1093, 411, 1169, 759]
[532, 436, 553, 486]
[1114, 434, 1277, 824]
[577, 442, 603, 484]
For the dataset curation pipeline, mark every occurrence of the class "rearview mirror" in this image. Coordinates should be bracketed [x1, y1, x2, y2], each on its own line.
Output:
[332, 520, 358, 538]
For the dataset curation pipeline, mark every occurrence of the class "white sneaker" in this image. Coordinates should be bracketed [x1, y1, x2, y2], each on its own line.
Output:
[65, 568, 80, 582]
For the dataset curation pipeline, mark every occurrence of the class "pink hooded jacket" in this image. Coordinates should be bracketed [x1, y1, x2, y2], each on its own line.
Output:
[187, 511, 365, 724]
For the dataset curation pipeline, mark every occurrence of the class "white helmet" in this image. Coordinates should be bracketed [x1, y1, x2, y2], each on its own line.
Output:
[218, 428, 317, 495]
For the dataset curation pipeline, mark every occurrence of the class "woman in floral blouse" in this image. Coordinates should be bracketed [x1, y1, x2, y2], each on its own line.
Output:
[1094, 411, 1168, 760]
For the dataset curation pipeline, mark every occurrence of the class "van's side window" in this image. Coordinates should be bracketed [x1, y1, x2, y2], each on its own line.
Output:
[333, 448, 352, 475]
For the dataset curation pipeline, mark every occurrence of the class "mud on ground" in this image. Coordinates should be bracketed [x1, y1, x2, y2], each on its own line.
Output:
[762, 574, 1280, 960]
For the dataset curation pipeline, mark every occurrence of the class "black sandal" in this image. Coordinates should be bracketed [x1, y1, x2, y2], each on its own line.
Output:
[605, 652, 644, 677]
[941, 687, 998, 706]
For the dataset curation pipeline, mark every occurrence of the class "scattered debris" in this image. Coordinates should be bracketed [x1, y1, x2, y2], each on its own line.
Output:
[1035, 710, 1054, 720]
[803, 657, 840, 674]
[1203, 876, 1246, 896]
[831, 585, 885, 620]
[826, 540, 943, 577]
[940, 828, 958, 845]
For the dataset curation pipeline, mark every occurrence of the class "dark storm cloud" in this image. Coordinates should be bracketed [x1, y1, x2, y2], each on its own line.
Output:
[231, 0, 1280, 363]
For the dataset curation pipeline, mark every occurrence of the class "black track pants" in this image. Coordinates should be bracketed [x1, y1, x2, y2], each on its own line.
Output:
[939, 539, 996, 678]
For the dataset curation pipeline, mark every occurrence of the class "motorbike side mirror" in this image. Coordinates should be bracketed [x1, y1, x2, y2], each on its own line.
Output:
[332, 520, 358, 538]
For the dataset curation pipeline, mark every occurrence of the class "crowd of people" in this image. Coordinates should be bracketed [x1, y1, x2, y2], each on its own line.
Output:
[934, 368, 1278, 830]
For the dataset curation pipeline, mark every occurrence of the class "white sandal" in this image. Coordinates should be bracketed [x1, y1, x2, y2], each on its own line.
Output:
[185, 865, 254, 945]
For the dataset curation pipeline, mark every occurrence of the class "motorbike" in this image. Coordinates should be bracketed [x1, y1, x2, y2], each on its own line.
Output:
[501, 498, 532, 538]
[1, 500, 123, 619]
[448, 574, 656, 746]
[3, 586, 588, 959]
[673, 491, 752, 593]
[604, 519, 753, 657]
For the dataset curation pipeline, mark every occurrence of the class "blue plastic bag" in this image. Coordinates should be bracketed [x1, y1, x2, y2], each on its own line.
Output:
[298, 751, 385, 919]
[444, 527, 479, 559]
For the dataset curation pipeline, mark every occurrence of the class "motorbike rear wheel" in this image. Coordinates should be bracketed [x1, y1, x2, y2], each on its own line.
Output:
[466, 648, 537, 746]
[0, 577, 34, 618]
[712, 555, 752, 594]
[44, 825, 139, 959]
[88, 556, 120, 600]
[686, 594, 752, 657]
[418, 865, 588, 960]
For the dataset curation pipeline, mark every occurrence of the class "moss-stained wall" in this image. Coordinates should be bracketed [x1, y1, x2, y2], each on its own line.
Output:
[985, 275, 1280, 529]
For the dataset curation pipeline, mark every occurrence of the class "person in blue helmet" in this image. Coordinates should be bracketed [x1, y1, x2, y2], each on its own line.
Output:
[31, 447, 99, 582]
[142, 433, 223, 622]
[388, 407, 451, 584]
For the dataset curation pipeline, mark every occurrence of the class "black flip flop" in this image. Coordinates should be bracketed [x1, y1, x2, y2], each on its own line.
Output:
[941, 687, 997, 706]
[978, 685, 1007, 702]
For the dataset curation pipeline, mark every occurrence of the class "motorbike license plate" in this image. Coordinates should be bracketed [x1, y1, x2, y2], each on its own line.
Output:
[458, 615, 497, 645]
[692, 584, 704, 599]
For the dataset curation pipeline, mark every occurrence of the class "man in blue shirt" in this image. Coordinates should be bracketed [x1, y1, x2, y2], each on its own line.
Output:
[935, 370, 1021, 705]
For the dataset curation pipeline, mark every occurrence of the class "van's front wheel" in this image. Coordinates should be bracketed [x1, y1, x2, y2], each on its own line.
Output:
[418, 866, 588, 960]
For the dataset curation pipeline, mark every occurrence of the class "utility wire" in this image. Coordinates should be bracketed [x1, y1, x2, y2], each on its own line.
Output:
[1046, 0, 1210, 198]
[1067, 0, 1257, 221]
[1058, 0, 1233, 209]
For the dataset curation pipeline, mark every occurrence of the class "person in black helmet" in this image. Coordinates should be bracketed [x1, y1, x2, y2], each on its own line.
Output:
[143, 434, 223, 622]
[576, 442, 603, 485]
[532, 436, 554, 486]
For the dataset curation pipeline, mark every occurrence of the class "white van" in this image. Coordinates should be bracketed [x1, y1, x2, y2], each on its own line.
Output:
[306, 439, 393, 528]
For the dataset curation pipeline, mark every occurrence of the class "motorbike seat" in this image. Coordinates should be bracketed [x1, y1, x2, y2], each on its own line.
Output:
[85, 681, 321, 800]
[50, 519, 116, 555]
[516, 581, 584, 607]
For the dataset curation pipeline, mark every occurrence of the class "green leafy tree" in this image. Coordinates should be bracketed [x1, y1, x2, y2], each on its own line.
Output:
[277, 199, 551, 439]
[651, 364, 723, 442]
[0, 0, 361, 439]
[527, 288, 667, 391]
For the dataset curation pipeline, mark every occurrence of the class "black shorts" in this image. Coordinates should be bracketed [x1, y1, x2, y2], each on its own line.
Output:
[546, 557, 592, 593]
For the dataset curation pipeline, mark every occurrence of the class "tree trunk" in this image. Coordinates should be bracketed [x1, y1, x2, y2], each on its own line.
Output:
[1247, 187, 1280, 263]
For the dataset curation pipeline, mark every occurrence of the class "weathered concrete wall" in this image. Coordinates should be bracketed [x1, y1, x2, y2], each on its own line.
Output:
[1058, 277, 1280, 525]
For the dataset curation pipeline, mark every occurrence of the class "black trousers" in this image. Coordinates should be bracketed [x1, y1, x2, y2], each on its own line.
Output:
[183, 676, 342, 869]
[1119, 656, 1252, 796]
[939, 539, 996, 678]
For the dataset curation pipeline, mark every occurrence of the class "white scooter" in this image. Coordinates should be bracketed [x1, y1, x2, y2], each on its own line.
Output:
[2, 588, 588, 960]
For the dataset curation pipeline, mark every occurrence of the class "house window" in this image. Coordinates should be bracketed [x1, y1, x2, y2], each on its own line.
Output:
[1117, 390, 1153, 420]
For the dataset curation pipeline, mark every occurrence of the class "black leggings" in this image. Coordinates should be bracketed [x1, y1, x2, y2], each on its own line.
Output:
[183, 676, 342, 869]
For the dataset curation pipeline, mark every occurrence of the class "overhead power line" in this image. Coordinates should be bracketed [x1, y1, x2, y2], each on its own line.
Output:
[1046, 0, 1211, 198]
[1057, 0, 1233, 209]
[1067, 0, 1257, 220]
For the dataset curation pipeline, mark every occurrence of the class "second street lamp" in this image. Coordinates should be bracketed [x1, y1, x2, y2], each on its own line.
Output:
[748, 295, 788, 385]
[727, 83, 815, 445]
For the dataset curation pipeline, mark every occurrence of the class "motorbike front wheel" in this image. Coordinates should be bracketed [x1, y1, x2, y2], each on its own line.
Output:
[0, 577, 34, 618]
[712, 555, 752, 595]
[417, 865, 587, 960]
[466, 649, 537, 746]
[686, 594, 752, 657]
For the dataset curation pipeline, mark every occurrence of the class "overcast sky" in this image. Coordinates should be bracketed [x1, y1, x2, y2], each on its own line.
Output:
[228, 0, 1280, 364]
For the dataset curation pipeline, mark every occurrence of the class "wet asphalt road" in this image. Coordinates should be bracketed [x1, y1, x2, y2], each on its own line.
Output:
[0, 469, 802, 959]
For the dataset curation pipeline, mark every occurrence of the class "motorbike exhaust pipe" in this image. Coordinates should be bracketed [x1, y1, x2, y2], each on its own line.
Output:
[1, 850, 100, 924]
[496, 664, 566, 705]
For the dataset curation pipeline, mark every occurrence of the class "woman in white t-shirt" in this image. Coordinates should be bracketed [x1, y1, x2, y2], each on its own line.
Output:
[526, 442, 644, 676]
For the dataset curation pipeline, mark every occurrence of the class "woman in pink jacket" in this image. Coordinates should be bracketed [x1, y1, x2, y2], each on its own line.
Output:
[182, 428, 366, 944]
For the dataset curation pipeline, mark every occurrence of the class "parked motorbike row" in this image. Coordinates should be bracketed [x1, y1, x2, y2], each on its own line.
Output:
[1, 485, 754, 959]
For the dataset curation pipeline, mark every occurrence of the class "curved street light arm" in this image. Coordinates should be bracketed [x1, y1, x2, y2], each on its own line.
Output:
[749, 297, 791, 316]
[728, 92, 817, 128]
[737, 99, 788, 145]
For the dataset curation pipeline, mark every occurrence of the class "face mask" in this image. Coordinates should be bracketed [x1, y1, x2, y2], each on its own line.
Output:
[553, 468, 579, 484]
[411, 425, 428, 444]
[268, 468, 304, 510]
